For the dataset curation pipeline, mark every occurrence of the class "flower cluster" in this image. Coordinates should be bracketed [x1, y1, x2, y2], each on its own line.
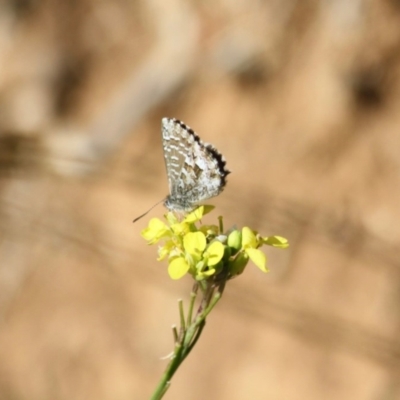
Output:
[141, 206, 289, 281]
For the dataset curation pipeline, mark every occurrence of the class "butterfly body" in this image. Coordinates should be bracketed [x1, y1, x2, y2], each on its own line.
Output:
[162, 118, 230, 212]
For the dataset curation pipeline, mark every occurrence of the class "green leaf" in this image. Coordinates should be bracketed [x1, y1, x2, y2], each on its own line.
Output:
[183, 232, 206, 256]
[205, 241, 224, 266]
[263, 235, 289, 248]
[246, 248, 268, 273]
[168, 257, 190, 279]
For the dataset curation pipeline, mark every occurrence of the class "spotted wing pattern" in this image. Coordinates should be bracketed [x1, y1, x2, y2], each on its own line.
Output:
[162, 118, 230, 212]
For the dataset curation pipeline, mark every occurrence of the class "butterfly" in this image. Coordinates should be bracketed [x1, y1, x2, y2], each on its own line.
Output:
[162, 118, 230, 212]
[133, 118, 229, 222]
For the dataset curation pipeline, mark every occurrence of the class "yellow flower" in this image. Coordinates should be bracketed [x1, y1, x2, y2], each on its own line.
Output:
[141, 218, 170, 244]
[241, 227, 268, 272]
[140, 206, 289, 281]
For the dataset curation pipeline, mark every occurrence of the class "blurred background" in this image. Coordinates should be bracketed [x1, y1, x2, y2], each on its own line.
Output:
[0, 0, 400, 399]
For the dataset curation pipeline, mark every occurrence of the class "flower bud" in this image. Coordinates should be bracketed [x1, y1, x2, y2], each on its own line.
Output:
[228, 230, 242, 251]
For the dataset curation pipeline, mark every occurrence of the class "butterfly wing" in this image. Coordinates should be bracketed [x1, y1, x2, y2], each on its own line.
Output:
[162, 118, 230, 211]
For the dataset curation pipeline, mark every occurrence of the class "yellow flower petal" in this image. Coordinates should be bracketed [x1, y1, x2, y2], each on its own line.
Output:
[165, 212, 178, 225]
[201, 205, 215, 216]
[168, 257, 190, 280]
[196, 268, 216, 280]
[157, 241, 175, 261]
[141, 218, 169, 244]
[183, 232, 207, 256]
[171, 222, 189, 235]
[205, 241, 224, 266]
[245, 248, 268, 273]
[183, 205, 215, 224]
[184, 207, 205, 223]
[263, 235, 289, 248]
[157, 246, 169, 261]
[242, 227, 257, 248]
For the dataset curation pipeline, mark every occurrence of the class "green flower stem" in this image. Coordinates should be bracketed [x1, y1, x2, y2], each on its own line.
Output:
[172, 326, 178, 343]
[150, 284, 223, 400]
[178, 300, 186, 332]
[186, 284, 198, 326]
[150, 342, 183, 400]
[218, 216, 223, 234]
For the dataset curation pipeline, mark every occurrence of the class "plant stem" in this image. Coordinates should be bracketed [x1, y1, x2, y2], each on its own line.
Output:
[150, 343, 184, 400]
[149, 286, 223, 400]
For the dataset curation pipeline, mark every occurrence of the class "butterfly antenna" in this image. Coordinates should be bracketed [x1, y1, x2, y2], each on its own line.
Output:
[132, 198, 166, 223]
